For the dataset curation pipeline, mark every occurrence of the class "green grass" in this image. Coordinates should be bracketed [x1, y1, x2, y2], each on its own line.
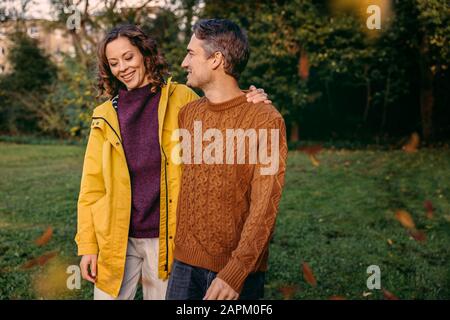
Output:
[0, 142, 449, 299]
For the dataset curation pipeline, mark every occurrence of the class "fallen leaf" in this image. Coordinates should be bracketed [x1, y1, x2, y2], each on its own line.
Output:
[309, 154, 320, 167]
[329, 295, 346, 300]
[35, 226, 53, 247]
[362, 291, 372, 297]
[382, 288, 400, 300]
[21, 251, 58, 270]
[0, 266, 12, 273]
[302, 262, 317, 287]
[409, 229, 427, 242]
[297, 145, 322, 167]
[33, 257, 71, 299]
[278, 285, 298, 300]
[387, 239, 393, 245]
[424, 200, 434, 212]
[424, 200, 434, 219]
[297, 144, 323, 155]
[395, 210, 416, 229]
[402, 132, 420, 153]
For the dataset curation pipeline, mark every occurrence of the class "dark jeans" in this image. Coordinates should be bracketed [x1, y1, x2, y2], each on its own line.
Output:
[166, 259, 265, 300]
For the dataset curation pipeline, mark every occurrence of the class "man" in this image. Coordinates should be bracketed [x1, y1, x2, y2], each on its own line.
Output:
[166, 19, 288, 300]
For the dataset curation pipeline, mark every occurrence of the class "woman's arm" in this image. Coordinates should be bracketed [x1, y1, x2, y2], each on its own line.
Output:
[246, 85, 271, 104]
[75, 122, 107, 283]
[75, 122, 106, 256]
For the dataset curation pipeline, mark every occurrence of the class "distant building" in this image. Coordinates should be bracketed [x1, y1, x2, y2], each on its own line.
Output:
[0, 19, 77, 74]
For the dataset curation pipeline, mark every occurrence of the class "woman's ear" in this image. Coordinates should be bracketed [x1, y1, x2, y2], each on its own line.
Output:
[144, 56, 151, 72]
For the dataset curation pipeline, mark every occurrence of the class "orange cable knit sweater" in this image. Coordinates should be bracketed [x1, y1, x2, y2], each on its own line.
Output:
[173, 93, 288, 293]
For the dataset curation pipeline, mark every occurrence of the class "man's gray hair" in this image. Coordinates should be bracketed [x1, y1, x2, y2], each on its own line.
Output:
[193, 19, 250, 80]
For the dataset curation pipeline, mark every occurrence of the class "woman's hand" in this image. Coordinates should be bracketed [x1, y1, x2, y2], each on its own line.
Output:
[246, 85, 272, 104]
[80, 254, 98, 283]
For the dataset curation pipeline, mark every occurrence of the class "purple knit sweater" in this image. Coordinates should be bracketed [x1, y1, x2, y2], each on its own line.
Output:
[117, 84, 161, 238]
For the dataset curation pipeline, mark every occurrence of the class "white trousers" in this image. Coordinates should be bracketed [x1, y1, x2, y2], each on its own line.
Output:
[94, 237, 168, 300]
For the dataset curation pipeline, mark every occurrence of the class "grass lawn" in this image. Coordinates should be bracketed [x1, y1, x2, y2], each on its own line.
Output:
[0, 142, 449, 300]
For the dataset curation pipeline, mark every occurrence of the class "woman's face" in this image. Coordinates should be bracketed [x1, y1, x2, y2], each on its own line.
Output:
[105, 36, 149, 90]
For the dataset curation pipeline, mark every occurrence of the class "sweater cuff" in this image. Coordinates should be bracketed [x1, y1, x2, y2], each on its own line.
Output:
[77, 242, 99, 256]
[216, 258, 249, 294]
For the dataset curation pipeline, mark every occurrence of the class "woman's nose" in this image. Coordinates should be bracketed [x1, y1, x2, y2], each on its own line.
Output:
[119, 61, 127, 72]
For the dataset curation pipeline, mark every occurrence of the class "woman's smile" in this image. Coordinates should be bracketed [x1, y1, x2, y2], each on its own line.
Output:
[121, 70, 136, 83]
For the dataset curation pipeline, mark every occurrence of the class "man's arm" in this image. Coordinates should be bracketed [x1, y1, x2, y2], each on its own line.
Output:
[210, 115, 288, 297]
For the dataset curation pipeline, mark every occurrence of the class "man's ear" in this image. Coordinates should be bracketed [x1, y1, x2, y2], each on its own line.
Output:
[211, 52, 223, 71]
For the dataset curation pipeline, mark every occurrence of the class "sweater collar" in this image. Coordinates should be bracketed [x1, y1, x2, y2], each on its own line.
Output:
[205, 92, 247, 112]
[92, 77, 174, 129]
[118, 83, 155, 105]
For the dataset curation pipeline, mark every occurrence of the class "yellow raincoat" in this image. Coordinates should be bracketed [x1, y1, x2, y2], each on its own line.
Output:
[75, 78, 199, 297]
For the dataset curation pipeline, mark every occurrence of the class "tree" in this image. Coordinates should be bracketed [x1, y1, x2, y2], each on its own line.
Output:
[196, 0, 450, 142]
[35, 57, 99, 138]
[0, 31, 57, 133]
[140, 7, 188, 83]
[414, 0, 450, 140]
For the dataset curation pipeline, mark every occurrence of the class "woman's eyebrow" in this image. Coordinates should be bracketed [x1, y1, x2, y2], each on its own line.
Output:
[121, 50, 133, 57]
[108, 50, 134, 61]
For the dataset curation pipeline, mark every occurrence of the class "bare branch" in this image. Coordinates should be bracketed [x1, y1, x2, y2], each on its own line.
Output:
[84, 0, 89, 15]
[137, 0, 154, 11]
[20, 0, 33, 12]
[110, 0, 119, 11]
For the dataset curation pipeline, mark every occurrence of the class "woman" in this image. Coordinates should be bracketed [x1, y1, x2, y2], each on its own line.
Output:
[75, 24, 270, 300]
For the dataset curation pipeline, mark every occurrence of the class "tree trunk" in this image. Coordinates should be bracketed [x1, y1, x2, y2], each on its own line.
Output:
[419, 34, 434, 141]
[364, 78, 372, 122]
[69, 30, 88, 68]
[380, 68, 392, 135]
[420, 87, 434, 142]
[183, 0, 198, 39]
[290, 121, 299, 142]
[325, 81, 333, 116]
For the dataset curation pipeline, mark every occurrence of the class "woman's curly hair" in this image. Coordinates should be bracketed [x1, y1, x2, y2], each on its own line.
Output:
[97, 24, 169, 98]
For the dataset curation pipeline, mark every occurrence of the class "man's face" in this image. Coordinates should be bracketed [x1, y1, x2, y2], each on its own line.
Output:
[181, 35, 214, 89]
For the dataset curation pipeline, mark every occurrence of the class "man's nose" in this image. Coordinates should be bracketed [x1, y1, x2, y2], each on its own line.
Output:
[181, 56, 188, 68]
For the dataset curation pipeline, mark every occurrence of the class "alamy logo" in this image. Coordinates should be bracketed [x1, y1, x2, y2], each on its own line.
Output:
[66, 265, 81, 290]
[367, 5, 381, 30]
[366, 265, 381, 290]
[64, 4, 81, 31]
[171, 121, 280, 175]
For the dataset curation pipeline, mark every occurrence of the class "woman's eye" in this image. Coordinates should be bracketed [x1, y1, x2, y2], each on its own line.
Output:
[110, 63, 117, 67]
[125, 55, 133, 61]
